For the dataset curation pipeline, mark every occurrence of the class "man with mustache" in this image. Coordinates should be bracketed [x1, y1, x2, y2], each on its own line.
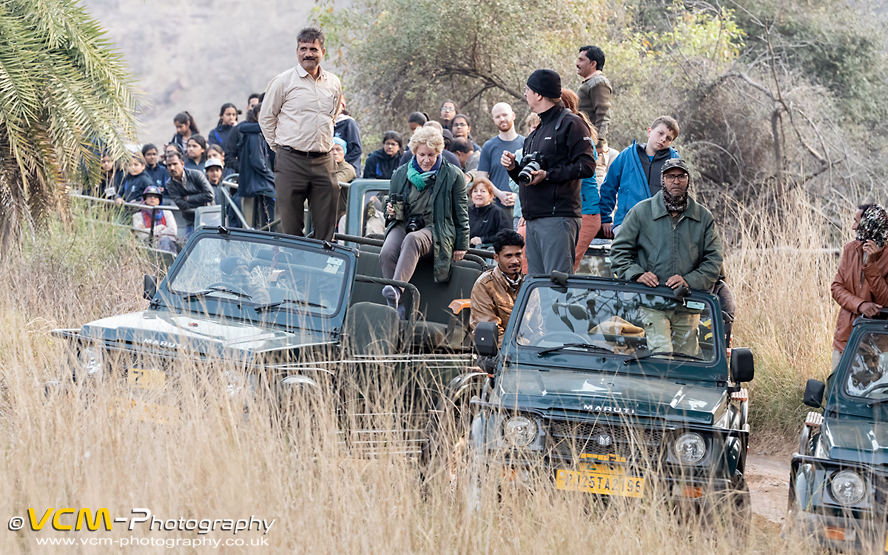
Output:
[260, 27, 342, 241]
[610, 159, 723, 356]
[470, 230, 526, 346]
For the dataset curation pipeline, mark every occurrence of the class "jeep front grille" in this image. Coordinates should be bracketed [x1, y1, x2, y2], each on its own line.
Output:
[546, 420, 665, 462]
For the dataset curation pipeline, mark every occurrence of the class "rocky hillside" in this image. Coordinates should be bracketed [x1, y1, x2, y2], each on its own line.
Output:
[82, 0, 319, 145]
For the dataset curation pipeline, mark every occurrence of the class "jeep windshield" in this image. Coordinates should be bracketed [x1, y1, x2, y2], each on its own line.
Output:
[841, 331, 888, 405]
[515, 283, 717, 363]
[167, 235, 349, 318]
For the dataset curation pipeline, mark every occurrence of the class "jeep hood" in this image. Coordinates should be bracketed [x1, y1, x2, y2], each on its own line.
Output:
[498, 370, 728, 425]
[822, 419, 888, 466]
[79, 310, 332, 358]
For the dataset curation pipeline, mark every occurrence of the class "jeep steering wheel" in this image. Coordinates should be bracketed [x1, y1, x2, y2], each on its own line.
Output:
[863, 382, 888, 397]
[535, 331, 588, 347]
[207, 281, 250, 298]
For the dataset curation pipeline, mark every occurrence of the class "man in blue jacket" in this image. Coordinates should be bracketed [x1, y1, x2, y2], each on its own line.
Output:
[599, 116, 680, 238]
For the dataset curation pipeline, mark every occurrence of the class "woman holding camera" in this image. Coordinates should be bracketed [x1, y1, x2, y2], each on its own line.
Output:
[380, 126, 470, 317]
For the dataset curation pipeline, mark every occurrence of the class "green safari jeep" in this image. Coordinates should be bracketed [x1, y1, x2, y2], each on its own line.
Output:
[50, 225, 490, 456]
[467, 272, 755, 513]
[789, 315, 888, 552]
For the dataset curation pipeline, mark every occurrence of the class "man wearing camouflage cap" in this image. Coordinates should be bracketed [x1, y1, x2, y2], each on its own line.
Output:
[610, 158, 723, 355]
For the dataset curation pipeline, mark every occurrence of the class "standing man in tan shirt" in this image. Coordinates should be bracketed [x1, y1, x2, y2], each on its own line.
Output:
[259, 27, 342, 241]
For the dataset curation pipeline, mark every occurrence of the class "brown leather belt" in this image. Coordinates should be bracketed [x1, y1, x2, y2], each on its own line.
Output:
[281, 145, 330, 158]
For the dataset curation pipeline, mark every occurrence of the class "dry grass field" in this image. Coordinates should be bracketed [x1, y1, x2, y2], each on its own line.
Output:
[0, 200, 844, 553]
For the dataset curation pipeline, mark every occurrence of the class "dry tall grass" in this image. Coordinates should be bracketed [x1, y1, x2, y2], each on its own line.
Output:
[0, 203, 839, 553]
[726, 194, 842, 438]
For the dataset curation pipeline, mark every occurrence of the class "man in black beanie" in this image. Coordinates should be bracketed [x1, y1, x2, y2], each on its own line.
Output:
[501, 69, 597, 274]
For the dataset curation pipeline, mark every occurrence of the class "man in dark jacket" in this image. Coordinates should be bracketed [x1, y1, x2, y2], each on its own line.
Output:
[165, 151, 215, 233]
[236, 104, 277, 229]
[610, 158, 723, 356]
[501, 69, 597, 274]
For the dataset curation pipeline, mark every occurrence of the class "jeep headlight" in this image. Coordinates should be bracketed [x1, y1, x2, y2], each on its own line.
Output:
[673, 432, 707, 464]
[503, 416, 538, 447]
[78, 347, 105, 380]
[830, 470, 866, 506]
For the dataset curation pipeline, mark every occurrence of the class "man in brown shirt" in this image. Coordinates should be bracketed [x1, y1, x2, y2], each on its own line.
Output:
[259, 27, 342, 241]
[831, 204, 888, 368]
[470, 230, 525, 346]
[576, 44, 612, 180]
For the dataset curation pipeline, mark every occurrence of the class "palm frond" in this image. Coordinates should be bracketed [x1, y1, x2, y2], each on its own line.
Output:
[0, 0, 141, 235]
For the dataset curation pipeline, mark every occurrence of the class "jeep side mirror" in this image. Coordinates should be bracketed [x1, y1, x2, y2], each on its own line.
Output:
[474, 322, 499, 358]
[730, 348, 754, 383]
[803, 379, 825, 409]
[143, 274, 157, 300]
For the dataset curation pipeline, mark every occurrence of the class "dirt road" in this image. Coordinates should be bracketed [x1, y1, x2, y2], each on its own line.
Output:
[746, 440, 794, 525]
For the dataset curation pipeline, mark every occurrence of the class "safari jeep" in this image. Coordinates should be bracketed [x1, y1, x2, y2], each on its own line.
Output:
[51, 226, 490, 456]
[789, 313, 888, 552]
[466, 272, 754, 513]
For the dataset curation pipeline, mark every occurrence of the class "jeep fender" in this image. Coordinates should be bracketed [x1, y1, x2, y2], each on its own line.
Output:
[437, 371, 488, 412]
[789, 456, 819, 513]
[276, 374, 321, 405]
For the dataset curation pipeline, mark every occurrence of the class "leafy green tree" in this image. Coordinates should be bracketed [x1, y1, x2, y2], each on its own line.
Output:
[0, 0, 139, 245]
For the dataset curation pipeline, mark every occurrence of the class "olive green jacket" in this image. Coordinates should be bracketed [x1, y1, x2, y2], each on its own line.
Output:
[386, 159, 470, 283]
[610, 191, 723, 291]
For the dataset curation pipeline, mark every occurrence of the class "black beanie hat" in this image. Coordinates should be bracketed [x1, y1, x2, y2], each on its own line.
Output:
[526, 69, 562, 99]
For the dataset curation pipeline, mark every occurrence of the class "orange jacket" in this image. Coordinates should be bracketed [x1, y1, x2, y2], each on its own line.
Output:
[831, 240, 888, 351]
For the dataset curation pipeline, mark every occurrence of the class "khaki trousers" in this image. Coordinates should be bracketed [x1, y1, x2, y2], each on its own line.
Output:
[275, 149, 339, 241]
[639, 307, 701, 356]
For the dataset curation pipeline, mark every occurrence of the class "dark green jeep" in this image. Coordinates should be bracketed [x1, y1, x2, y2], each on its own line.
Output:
[789, 315, 888, 552]
[51, 225, 489, 454]
[467, 273, 754, 511]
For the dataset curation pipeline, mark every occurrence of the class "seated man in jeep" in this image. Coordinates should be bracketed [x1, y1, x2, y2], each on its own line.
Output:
[847, 333, 888, 396]
[470, 230, 525, 346]
[219, 256, 271, 305]
[610, 159, 723, 355]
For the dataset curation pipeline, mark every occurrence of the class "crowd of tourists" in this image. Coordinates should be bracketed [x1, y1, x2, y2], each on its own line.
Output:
[85, 25, 888, 363]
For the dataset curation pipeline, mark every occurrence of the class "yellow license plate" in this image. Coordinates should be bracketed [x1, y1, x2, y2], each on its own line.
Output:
[127, 368, 166, 390]
[555, 467, 644, 498]
[110, 397, 180, 426]
[884, 530, 888, 552]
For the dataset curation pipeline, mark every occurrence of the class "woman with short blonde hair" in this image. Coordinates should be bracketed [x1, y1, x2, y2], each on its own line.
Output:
[407, 125, 445, 155]
[380, 126, 469, 318]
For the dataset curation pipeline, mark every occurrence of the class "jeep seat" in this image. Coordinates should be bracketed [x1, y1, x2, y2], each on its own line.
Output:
[406, 256, 483, 351]
[344, 302, 399, 356]
[350, 243, 484, 352]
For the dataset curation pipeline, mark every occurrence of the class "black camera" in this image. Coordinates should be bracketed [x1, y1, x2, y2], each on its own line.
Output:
[406, 215, 425, 233]
[517, 152, 545, 186]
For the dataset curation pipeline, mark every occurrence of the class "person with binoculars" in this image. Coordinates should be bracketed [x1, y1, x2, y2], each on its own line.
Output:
[501, 69, 597, 275]
[379, 126, 470, 318]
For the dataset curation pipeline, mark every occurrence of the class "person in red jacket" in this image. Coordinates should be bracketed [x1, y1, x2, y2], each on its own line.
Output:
[831, 203, 888, 369]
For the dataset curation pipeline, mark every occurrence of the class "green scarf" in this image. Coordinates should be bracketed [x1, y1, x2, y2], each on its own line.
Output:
[407, 157, 439, 191]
